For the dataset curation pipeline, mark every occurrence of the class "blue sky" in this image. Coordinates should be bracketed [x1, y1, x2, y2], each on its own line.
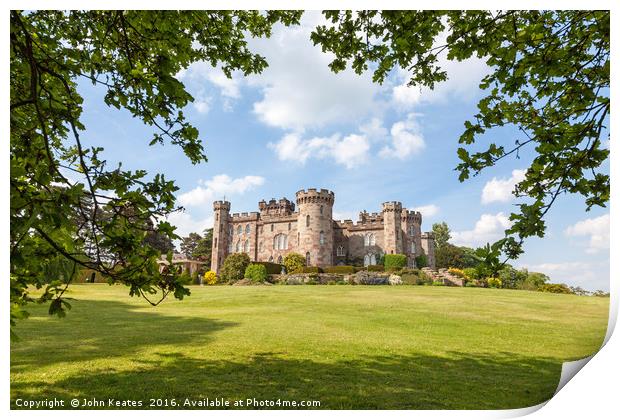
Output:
[76, 12, 609, 291]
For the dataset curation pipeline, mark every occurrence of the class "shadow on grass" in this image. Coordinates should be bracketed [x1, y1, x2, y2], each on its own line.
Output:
[10, 298, 239, 372]
[12, 349, 562, 410]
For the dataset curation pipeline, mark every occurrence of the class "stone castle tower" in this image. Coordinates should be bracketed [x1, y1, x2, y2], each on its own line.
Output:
[296, 188, 335, 267]
[210, 187, 435, 273]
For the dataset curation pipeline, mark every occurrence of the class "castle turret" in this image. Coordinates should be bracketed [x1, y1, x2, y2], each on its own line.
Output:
[401, 209, 422, 267]
[382, 201, 403, 255]
[211, 200, 231, 274]
[295, 188, 335, 267]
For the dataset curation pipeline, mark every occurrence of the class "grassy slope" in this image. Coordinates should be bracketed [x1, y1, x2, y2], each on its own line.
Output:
[10, 284, 609, 409]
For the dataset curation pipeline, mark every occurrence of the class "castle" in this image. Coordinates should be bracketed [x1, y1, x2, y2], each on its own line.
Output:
[210, 188, 435, 273]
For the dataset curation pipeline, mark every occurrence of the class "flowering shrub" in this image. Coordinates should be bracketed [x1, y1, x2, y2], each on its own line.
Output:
[448, 268, 467, 279]
[203, 270, 218, 285]
[486, 277, 502, 288]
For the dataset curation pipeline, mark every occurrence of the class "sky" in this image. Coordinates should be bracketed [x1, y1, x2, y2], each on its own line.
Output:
[75, 12, 610, 291]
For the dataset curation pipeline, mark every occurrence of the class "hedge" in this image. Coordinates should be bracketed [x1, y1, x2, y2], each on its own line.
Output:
[292, 266, 323, 274]
[220, 253, 251, 282]
[254, 261, 285, 275]
[384, 254, 407, 270]
[323, 265, 355, 274]
[367, 265, 384, 272]
[244, 263, 268, 283]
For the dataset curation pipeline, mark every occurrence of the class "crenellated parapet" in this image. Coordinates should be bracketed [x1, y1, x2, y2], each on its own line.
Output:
[231, 211, 260, 222]
[295, 188, 335, 205]
[401, 209, 422, 224]
[259, 197, 295, 216]
[213, 200, 231, 211]
[382, 201, 403, 212]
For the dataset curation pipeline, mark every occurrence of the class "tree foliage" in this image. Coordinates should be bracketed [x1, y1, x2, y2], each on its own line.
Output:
[219, 253, 251, 283]
[431, 222, 451, 250]
[311, 10, 609, 260]
[179, 229, 212, 264]
[10, 10, 302, 328]
[283, 253, 306, 274]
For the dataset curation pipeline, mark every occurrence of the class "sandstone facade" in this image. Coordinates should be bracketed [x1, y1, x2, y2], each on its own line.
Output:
[211, 188, 436, 273]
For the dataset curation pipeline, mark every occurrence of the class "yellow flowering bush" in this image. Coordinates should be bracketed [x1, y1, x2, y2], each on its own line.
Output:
[448, 268, 467, 279]
[203, 270, 218, 285]
[486, 277, 502, 288]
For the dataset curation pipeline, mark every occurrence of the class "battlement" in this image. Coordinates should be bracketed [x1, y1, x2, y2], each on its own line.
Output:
[421, 231, 435, 239]
[231, 212, 260, 221]
[382, 201, 403, 212]
[401, 209, 422, 223]
[258, 197, 295, 216]
[213, 200, 231, 211]
[295, 188, 335, 205]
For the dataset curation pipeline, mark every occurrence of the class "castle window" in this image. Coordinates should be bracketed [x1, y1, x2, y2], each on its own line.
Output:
[229, 225, 233, 236]
[271, 224, 274, 232]
[278, 255, 283, 264]
[320, 231, 325, 245]
[228, 242, 233, 253]
[409, 225, 415, 236]
[245, 224, 250, 234]
[298, 232, 300, 245]
[288, 222, 291, 231]
[273, 234, 288, 250]
[306, 215, 310, 227]
[235, 241, 241, 253]
[305, 252, 310, 266]
[259, 242, 263, 252]
[237, 225, 242, 235]
[214, 238, 218, 248]
[364, 233, 376, 247]
[244, 239, 250, 253]
[320, 206, 323, 215]
[269, 256, 273, 262]
[363, 253, 377, 267]
[215, 213, 218, 221]
[337, 245, 345, 257]
[411, 242, 416, 254]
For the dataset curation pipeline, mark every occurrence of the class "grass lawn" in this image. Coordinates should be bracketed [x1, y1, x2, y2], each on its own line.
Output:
[10, 284, 609, 409]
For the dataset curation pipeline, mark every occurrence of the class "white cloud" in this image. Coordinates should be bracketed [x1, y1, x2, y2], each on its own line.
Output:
[333, 210, 357, 221]
[522, 260, 609, 291]
[178, 62, 243, 111]
[166, 211, 214, 238]
[481, 169, 527, 204]
[247, 13, 380, 131]
[413, 204, 440, 218]
[269, 132, 370, 169]
[391, 29, 489, 108]
[379, 114, 425, 159]
[564, 214, 610, 254]
[193, 94, 212, 114]
[451, 212, 512, 247]
[178, 174, 265, 207]
[359, 117, 388, 142]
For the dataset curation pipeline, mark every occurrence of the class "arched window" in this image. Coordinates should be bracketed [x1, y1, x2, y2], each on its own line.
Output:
[229, 225, 233, 236]
[319, 231, 325, 245]
[259, 242, 263, 252]
[411, 242, 416, 254]
[336, 245, 345, 257]
[305, 252, 311, 266]
[237, 225, 242, 235]
[409, 225, 415, 236]
[271, 224, 274, 232]
[273, 234, 288, 250]
[364, 254, 370, 267]
[320, 206, 323, 215]
[245, 224, 250, 234]
[288, 222, 291, 231]
[235, 241, 241, 252]
[364, 253, 376, 266]
[306, 215, 310, 227]
[244, 239, 250, 253]
[364, 233, 375, 247]
[278, 255, 283, 264]
[215, 213, 218, 221]
[228, 242, 233, 253]
[370, 233, 376, 246]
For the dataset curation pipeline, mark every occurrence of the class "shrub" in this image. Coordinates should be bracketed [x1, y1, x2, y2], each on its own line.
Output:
[177, 272, 193, 285]
[448, 268, 467, 279]
[432, 280, 445, 286]
[538, 283, 573, 294]
[244, 263, 268, 283]
[384, 254, 407, 270]
[283, 253, 305, 273]
[415, 254, 428, 268]
[324, 265, 355, 274]
[220, 253, 251, 283]
[292, 266, 323, 274]
[203, 270, 218, 285]
[486, 277, 502, 288]
[463, 267, 479, 280]
[367, 264, 384, 272]
[255, 261, 285, 275]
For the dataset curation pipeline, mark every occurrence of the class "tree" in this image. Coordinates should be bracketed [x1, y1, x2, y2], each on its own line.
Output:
[144, 231, 175, 254]
[283, 253, 306, 273]
[311, 11, 609, 261]
[431, 222, 451, 249]
[10, 10, 302, 327]
[180, 233, 203, 258]
[435, 244, 465, 269]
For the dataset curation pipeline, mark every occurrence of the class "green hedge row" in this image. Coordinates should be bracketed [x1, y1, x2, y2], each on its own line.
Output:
[292, 266, 323, 273]
[323, 265, 355, 274]
[254, 261, 285, 274]
[367, 265, 384, 272]
[244, 263, 268, 283]
[384, 254, 407, 270]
